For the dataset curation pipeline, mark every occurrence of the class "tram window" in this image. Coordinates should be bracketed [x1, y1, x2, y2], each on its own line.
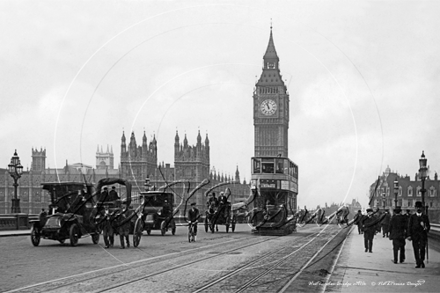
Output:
[276, 159, 283, 174]
[262, 163, 274, 173]
[253, 159, 261, 173]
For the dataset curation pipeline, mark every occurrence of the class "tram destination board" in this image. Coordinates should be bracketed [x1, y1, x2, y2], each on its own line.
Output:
[260, 179, 277, 188]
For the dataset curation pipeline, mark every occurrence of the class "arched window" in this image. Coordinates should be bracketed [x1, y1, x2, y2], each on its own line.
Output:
[408, 186, 413, 197]
[429, 187, 436, 197]
[416, 186, 421, 197]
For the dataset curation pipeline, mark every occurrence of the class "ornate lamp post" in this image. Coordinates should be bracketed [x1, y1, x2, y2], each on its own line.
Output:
[419, 151, 428, 214]
[8, 150, 23, 213]
[394, 178, 399, 207]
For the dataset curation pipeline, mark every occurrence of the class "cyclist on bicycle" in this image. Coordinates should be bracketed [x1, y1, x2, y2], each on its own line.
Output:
[188, 202, 200, 240]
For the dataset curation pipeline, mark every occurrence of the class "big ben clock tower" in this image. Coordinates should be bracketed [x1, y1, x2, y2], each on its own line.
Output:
[253, 27, 289, 157]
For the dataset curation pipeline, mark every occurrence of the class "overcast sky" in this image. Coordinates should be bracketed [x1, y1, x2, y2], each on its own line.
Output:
[1, 0, 439, 209]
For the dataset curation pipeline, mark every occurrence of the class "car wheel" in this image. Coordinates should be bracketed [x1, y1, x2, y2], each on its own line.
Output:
[30, 225, 40, 247]
[69, 223, 80, 247]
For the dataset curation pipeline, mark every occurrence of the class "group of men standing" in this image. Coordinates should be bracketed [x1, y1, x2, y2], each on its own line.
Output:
[357, 201, 430, 268]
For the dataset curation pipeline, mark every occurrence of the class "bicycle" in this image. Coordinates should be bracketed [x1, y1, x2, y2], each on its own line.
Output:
[188, 221, 197, 242]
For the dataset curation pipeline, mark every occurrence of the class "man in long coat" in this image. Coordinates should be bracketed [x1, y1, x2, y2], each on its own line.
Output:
[102, 204, 115, 248]
[381, 210, 391, 237]
[118, 209, 130, 249]
[408, 201, 430, 268]
[354, 210, 363, 234]
[362, 208, 377, 253]
[388, 207, 407, 263]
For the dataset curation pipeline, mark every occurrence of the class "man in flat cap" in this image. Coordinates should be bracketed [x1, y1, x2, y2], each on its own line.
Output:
[361, 208, 376, 253]
[408, 201, 430, 268]
[388, 206, 407, 263]
[188, 202, 200, 240]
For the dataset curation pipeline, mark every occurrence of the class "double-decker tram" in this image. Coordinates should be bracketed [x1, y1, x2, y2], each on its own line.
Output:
[248, 156, 298, 235]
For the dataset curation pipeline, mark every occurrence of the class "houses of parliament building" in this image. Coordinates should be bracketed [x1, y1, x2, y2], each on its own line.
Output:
[0, 130, 250, 214]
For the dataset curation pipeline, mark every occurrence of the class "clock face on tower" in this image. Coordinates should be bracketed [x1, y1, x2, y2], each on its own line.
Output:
[260, 99, 277, 116]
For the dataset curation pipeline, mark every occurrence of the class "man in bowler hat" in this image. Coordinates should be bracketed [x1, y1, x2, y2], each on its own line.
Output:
[388, 206, 407, 263]
[407, 201, 430, 268]
[362, 208, 377, 253]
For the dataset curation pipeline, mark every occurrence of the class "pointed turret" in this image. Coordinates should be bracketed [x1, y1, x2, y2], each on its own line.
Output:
[197, 130, 202, 145]
[183, 133, 188, 148]
[142, 131, 147, 146]
[263, 26, 279, 62]
[235, 165, 240, 183]
[121, 131, 126, 154]
[256, 26, 286, 89]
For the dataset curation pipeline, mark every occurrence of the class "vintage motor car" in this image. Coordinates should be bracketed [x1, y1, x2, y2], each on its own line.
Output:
[30, 181, 100, 247]
[133, 191, 176, 243]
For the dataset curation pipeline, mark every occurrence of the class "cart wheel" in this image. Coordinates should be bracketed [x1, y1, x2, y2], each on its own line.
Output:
[160, 221, 166, 236]
[69, 223, 80, 247]
[171, 219, 176, 235]
[92, 233, 100, 244]
[133, 217, 143, 248]
[232, 222, 236, 233]
[30, 225, 40, 247]
[58, 239, 65, 244]
[226, 224, 229, 233]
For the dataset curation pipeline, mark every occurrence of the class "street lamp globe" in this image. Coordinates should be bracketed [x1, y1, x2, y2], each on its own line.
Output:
[419, 151, 428, 178]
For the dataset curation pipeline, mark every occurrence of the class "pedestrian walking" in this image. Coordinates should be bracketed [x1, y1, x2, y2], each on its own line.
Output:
[354, 210, 363, 234]
[118, 209, 130, 249]
[407, 201, 430, 268]
[381, 210, 391, 237]
[373, 207, 381, 235]
[102, 204, 115, 248]
[388, 206, 407, 263]
[361, 208, 377, 253]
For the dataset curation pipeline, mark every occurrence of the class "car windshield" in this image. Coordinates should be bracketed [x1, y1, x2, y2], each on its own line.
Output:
[144, 193, 173, 206]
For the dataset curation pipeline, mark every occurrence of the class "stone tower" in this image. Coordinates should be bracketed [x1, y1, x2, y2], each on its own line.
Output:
[96, 145, 114, 169]
[31, 148, 46, 172]
[120, 131, 157, 180]
[174, 130, 210, 183]
[253, 27, 289, 157]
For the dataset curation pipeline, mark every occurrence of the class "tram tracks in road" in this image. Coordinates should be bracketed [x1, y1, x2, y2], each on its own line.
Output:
[193, 225, 345, 293]
[6, 232, 304, 293]
[93, 233, 324, 293]
[5, 225, 336, 293]
[4, 235, 264, 293]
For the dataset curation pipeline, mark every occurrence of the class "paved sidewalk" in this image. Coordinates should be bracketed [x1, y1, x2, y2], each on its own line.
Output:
[0, 229, 30, 237]
[327, 228, 440, 292]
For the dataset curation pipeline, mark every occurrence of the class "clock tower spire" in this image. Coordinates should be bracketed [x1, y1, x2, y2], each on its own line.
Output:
[253, 26, 290, 157]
